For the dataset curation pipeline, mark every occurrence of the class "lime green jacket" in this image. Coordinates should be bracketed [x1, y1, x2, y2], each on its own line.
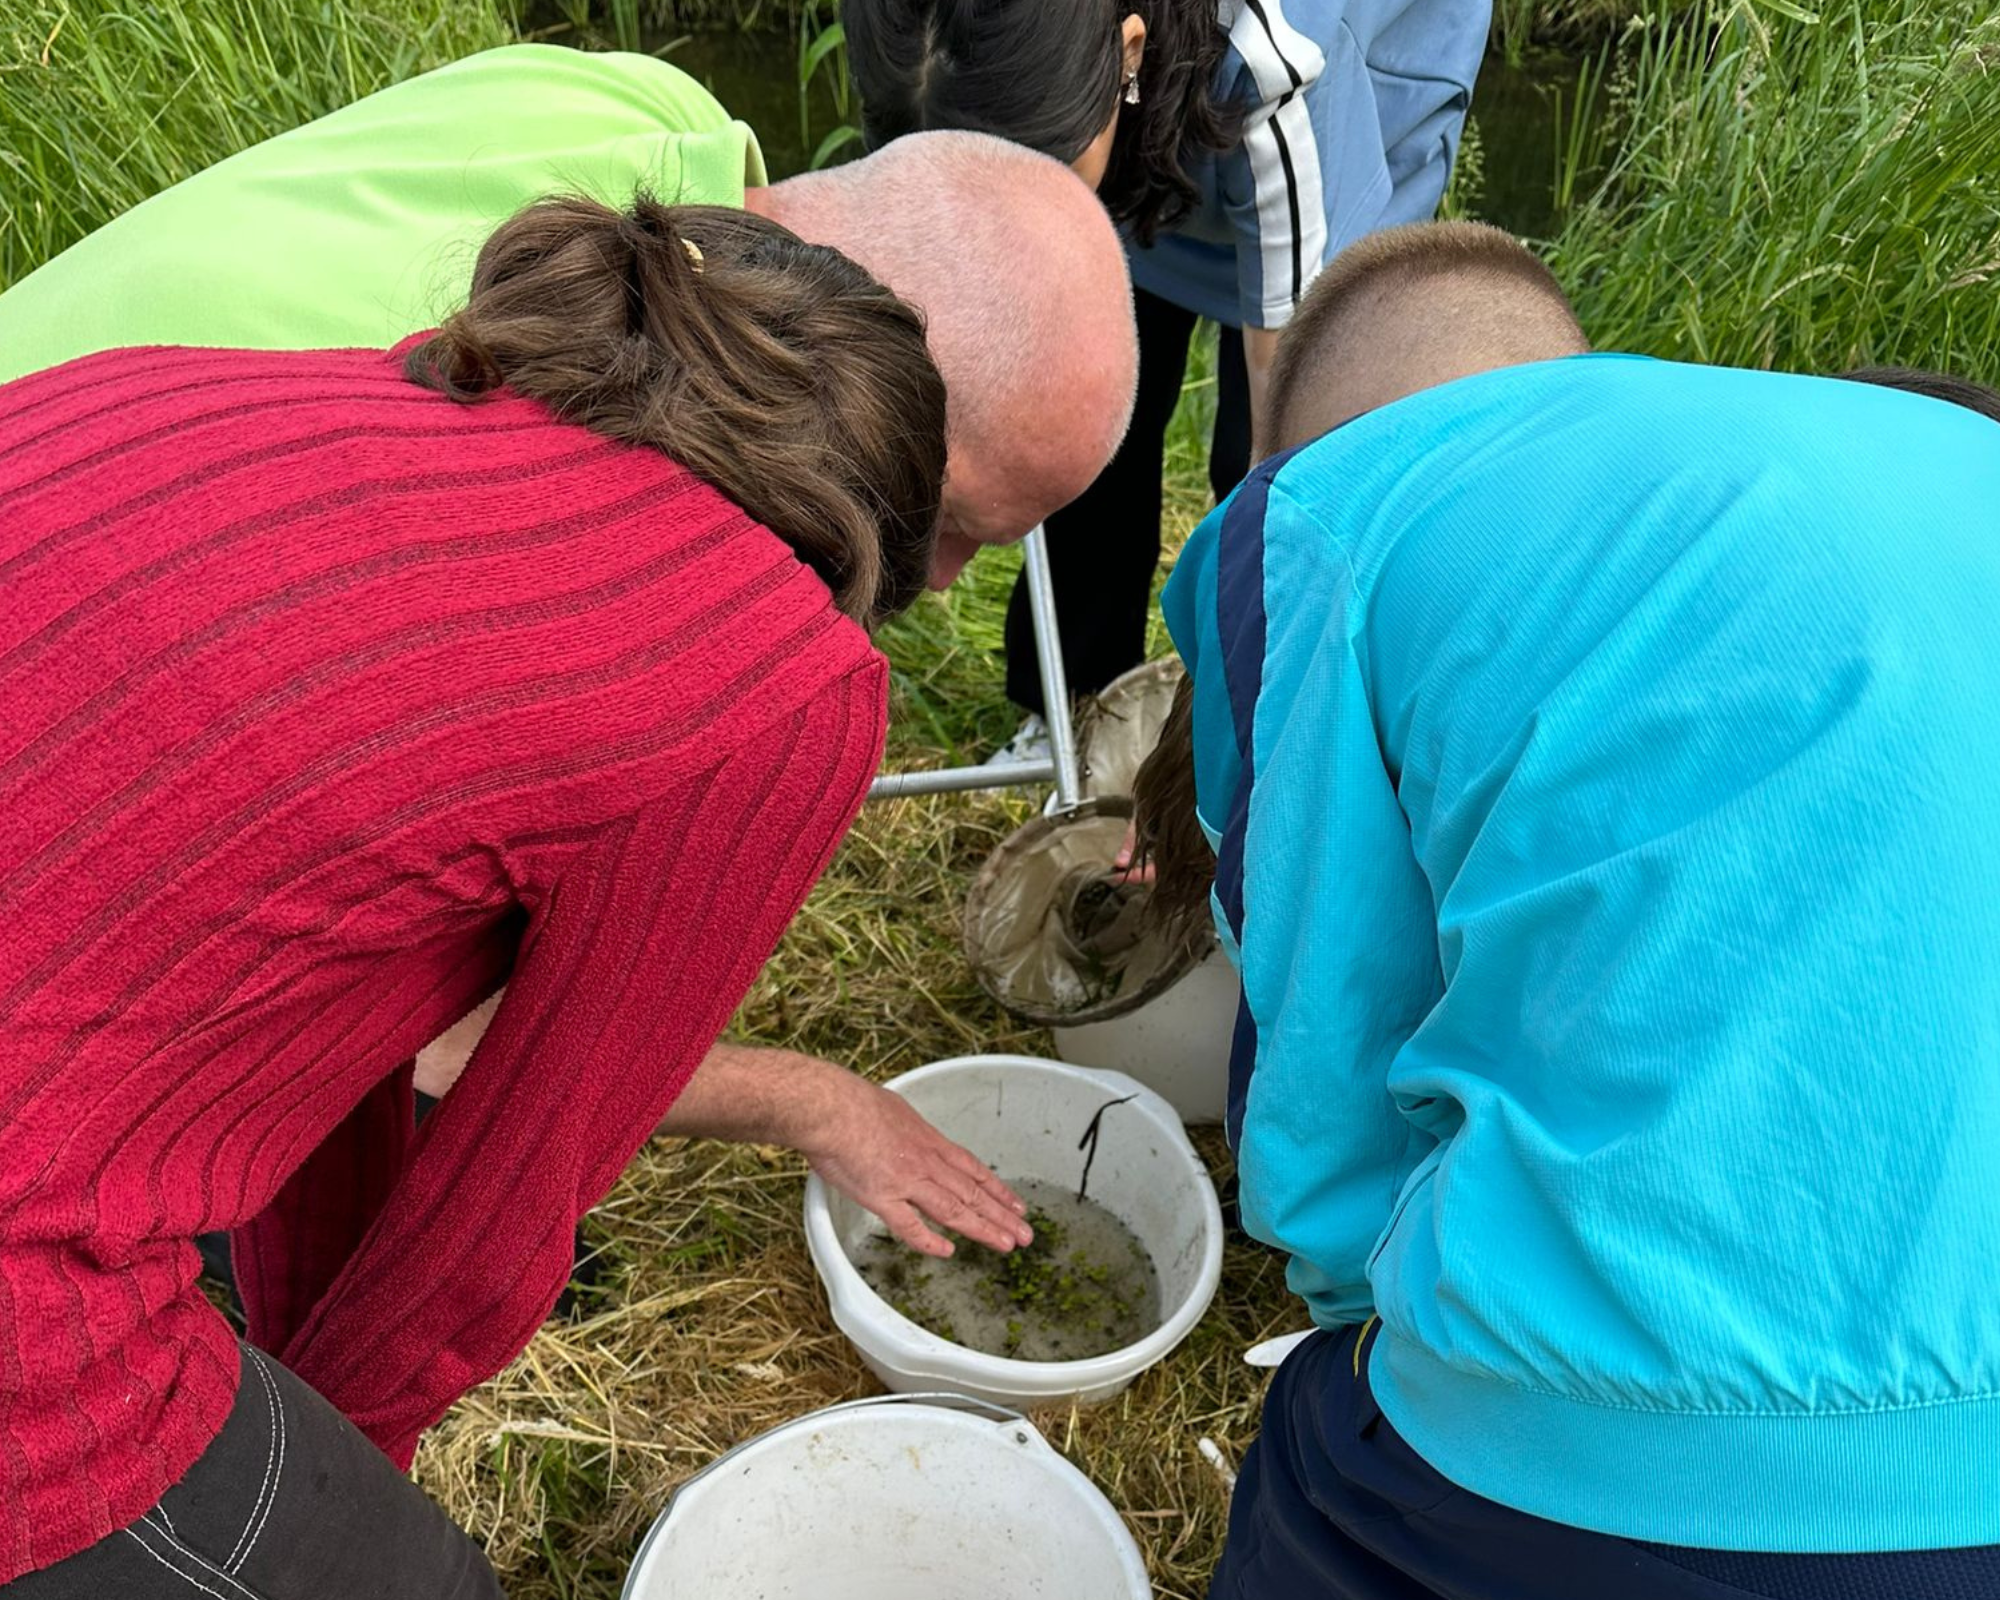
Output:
[0, 44, 765, 382]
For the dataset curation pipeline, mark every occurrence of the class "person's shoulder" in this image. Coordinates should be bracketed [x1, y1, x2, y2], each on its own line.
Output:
[1217, 0, 1339, 97]
[0, 343, 393, 424]
[640, 477, 884, 660]
[1222, 0, 1349, 43]
[0, 345, 449, 537]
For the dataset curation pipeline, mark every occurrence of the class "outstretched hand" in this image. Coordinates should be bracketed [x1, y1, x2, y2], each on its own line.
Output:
[804, 1079, 1033, 1259]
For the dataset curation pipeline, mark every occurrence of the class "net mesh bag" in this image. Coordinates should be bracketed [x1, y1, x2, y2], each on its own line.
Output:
[963, 798, 1205, 1027]
[1074, 657, 1183, 803]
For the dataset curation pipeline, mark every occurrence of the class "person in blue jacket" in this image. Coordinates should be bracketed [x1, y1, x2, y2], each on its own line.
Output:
[842, 0, 1489, 758]
[1132, 219, 2000, 1598]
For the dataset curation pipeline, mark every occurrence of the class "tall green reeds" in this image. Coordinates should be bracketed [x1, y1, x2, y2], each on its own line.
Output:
[1490, 0, 1648, 67]
[796, 0, 859, 169]
[1545, 0, 2000, 375]
[526, 0, 775, 36]
[0, 0, 511, 289]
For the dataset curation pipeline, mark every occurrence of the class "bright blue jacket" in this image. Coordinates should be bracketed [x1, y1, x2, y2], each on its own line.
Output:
[1165, 354, 2000, 1550]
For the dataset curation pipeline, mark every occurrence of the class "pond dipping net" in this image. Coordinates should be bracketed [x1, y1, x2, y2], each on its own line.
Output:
[965, 658, 1212, 1027]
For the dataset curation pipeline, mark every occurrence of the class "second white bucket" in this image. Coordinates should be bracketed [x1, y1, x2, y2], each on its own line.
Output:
[623, 1394, 1150, 1599]
[805, 1055, 1224, 1410]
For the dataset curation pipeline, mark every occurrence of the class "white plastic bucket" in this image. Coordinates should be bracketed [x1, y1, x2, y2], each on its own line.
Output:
[1053, 945, 1239, 1126]
[622, 1393, 1151, 1600]
[805, 1055, 1223, 1410]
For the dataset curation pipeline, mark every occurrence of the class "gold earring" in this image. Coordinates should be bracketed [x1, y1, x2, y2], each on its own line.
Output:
[1124, 68, 1141, 106]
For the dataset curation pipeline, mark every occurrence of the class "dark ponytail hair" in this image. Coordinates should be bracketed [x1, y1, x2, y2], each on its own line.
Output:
[407, 194, 948, 627]
[1841, 365, 2000, 425]
[844, 0, 1238, 245]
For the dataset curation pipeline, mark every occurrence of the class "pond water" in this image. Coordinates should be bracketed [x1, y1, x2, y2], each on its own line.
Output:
[850, 1175, 1163, 1362]
[650, 28, 1589, 237]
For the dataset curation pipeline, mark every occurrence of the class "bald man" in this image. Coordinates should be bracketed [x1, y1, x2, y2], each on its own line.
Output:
[1143, 223, 2000, 1597]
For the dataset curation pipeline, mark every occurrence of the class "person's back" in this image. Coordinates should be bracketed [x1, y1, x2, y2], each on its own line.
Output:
[0, 44, 763, 382]
[0, 192, 949, 1585]
[0, 336, 880, 1570]
[1151, 224, 2000, 1595]
[1231, 357, 2000, 1526]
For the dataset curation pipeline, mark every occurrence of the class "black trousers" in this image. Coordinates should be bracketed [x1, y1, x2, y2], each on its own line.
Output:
[1004, 288, 1252, 715]
[3, 1344, 504, 1599]
[1211, 1324, 2000, 1600]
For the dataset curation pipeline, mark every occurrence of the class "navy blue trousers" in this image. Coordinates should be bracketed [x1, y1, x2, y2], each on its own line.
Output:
[1210, 1325, 2000, 1600]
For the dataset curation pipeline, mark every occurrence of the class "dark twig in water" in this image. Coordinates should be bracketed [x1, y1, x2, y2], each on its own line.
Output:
[1077, 1094, 1138, 1203]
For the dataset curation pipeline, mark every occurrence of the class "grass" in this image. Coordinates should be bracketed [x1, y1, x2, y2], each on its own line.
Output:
[525, 0, 783, 37]
[1490, 0, 1648, 67]
[535, 0, 1651, 63]
[1543, 0, 2000, 375]
[0, 0, 510, 290]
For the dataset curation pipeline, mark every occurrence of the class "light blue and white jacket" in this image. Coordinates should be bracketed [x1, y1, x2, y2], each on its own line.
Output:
[1165, 354, 2000, 1550]
[1129, 0, 1490, 329]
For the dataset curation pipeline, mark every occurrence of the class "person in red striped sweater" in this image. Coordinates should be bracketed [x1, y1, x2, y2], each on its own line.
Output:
[0, 195, 1072, 1596]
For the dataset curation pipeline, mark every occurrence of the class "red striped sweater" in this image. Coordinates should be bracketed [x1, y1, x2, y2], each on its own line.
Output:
[0, 344, 888, 1578]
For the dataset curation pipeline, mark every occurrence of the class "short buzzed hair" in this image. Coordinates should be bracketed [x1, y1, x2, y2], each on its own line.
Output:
[1268, 221, 1590, 452]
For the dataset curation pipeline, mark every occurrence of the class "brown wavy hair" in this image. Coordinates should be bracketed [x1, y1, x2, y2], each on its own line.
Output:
[1131, 672, 1214, 942]
[407, 194, 948, 627]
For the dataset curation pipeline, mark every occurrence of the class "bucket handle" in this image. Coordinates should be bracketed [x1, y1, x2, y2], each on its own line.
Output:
[622, 1392, 1032, 1597]
[802, 1389, 1025, 1426]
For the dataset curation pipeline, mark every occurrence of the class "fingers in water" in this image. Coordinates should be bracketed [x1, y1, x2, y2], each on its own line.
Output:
[975, 1161, 1031, 1216]
[990, 1201, 1035, 1249]
[888, 1200, 955, 1258]
[916, 1183, 1024, 1255]
[910, 1227, 955, 1257]
[938, 1159, 1034, 1245]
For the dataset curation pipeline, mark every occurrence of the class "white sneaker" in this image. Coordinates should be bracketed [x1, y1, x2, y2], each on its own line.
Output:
[984, 713, 1051, 768]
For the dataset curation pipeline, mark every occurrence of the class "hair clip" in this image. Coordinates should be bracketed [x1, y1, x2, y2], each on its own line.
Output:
[681, 237, 706, 273]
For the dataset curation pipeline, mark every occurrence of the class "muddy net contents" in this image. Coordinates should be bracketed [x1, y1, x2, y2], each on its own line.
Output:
[851, 1178, 1163, 1361]
[963, 799, 1206, 1026]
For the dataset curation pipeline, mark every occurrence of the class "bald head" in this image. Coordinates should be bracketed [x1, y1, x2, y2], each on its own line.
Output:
[748, 132, 1138, 585]
[1268, 222, 1590, 454]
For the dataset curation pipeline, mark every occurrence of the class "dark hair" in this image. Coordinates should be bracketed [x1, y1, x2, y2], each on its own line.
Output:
[1131, 672, 1214, 942]
[844, 0, 1238, 245]
[1841, 365, 2000, 425]
[407, 194, 947, 627]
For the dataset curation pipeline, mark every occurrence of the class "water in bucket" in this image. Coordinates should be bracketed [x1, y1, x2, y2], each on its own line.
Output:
[851, 1176, 1163, 1361]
